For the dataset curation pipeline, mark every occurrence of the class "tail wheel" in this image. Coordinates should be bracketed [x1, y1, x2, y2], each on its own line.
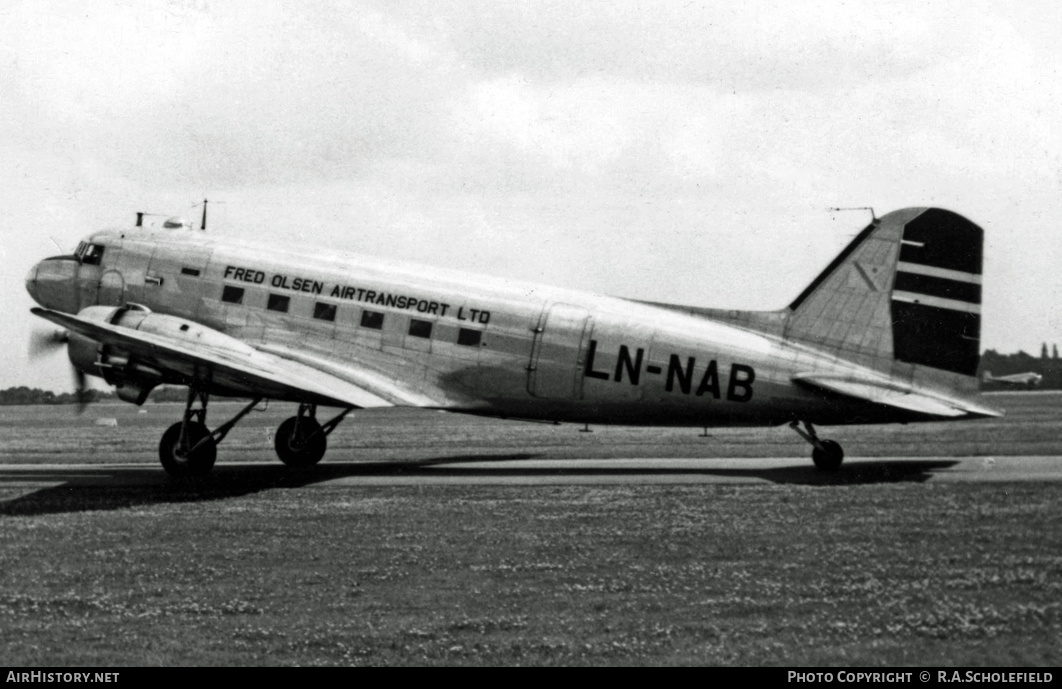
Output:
[275, 416, 327, 468]
[159, 421, 217, 477]
[812, 439, 844, 472]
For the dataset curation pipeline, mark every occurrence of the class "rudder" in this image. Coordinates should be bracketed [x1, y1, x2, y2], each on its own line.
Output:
[889, 208, 982, 376]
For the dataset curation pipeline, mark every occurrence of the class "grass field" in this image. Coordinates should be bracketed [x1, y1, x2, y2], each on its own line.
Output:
[1, 392, 1060, 666]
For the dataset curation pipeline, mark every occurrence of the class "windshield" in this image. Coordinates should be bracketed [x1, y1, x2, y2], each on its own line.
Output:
[75, 242, 105, 265]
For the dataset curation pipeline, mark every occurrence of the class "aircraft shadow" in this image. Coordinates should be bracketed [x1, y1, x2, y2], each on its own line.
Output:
[398, 457, 959, 486]
[0, 456, 959, 517]
[699, 459, 960, 485]
[0, 455, 538, 516]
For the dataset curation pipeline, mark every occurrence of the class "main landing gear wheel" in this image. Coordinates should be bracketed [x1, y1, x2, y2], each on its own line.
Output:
[159, 421, 217, 478]
[275, 416, 327, 468]
[811, 439, 844, 472]
[157, 384, 262, 479]
[790, 420, 845, 472]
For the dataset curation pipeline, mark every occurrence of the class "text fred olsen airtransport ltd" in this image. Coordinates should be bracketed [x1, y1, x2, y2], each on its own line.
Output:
[788, 671, 1054, 683]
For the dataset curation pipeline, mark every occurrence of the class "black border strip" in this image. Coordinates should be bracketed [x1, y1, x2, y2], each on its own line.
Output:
[789, 221, 878, 311]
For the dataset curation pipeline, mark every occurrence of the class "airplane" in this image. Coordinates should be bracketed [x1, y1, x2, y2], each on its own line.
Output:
[983, 371, 1043, 387]
[25, 206, 1002, 477]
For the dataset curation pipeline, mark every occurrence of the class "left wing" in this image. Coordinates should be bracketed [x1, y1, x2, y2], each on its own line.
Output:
[31, 307, 402, 408]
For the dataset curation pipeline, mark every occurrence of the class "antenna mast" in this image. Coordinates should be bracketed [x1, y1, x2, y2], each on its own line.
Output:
[200, 199, 208, 231]
[828, 206, 878, 222]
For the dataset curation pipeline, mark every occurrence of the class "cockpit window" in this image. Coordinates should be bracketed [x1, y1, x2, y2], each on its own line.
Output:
[76, 242, 105, 265]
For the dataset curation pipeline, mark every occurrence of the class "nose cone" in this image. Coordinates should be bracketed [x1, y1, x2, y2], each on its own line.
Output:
[25, 262, 39, 304]
[25, 257, 80, 313]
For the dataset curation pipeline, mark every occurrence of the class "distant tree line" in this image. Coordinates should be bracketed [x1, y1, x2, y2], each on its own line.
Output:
[149, 386, 191, 402]
[979, 344, 1062, 390]
[0, 385, 244, 405]
[0, 386, 114, 406]
[0, 385, 202, 405]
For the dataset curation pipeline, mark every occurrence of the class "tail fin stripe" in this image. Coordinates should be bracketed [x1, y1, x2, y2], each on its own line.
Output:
[893, 272, 981, 304]
[896, 261, 981, 285]
[892, 291, 981, 314]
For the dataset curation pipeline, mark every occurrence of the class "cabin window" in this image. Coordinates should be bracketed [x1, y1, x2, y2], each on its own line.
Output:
[267, 294, 290, 313]
[457, 328, 482, 347]
[181, 267, 201, 277]
[313, 302, 337, 321]
[221, 286, 245, 304]
[408, 319, 433, 339]
[360, 310, 384, 330]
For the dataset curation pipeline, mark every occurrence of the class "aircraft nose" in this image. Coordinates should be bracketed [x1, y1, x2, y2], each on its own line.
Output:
[25, 262, 40, 303]
[25, 256, 80, 313]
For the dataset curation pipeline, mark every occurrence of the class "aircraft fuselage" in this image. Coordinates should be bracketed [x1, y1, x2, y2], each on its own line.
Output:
[29, 225, 919, 428]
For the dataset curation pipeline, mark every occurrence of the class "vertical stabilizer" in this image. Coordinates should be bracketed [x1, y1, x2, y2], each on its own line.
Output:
[785, 208, 983, 382]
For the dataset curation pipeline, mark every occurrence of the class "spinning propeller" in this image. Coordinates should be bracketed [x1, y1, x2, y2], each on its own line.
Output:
[28, 328, 90, 413]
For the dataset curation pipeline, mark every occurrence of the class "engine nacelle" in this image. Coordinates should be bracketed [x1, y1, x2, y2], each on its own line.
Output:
[67, 331, 104, 379]
[69, 304, 254, 405]
[68, 304, 259, 404]
[75, 304, 257, 355]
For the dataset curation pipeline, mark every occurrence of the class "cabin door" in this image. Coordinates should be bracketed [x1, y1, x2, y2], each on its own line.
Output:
[528, 303, 591, 399]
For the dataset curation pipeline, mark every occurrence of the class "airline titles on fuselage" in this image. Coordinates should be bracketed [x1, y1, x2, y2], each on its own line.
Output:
[224, 265, 752, 401]
[223, 265, 491, 324]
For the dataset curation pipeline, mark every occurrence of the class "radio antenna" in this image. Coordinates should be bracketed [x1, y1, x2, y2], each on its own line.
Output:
[828, 206, 877, 222]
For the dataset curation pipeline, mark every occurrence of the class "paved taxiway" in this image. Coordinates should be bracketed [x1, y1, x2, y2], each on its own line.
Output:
[1, 456, 1059, 491]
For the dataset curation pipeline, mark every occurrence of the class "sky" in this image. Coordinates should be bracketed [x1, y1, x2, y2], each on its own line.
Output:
[3, 0, 1061, 391]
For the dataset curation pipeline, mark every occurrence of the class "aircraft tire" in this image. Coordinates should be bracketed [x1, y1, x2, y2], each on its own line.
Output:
[275, 416, 327, 468]
[159, 421, 217, 478]
[811, 439, 844, 471]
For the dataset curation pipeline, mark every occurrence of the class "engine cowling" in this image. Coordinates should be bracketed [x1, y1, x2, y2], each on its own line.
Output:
[68, 327, 162, 405]
[67, 304, 253, 405]
[67, 301, 261, 403]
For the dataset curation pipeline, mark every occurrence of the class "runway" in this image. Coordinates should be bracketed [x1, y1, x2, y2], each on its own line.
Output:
[1, 455, 1059, 493]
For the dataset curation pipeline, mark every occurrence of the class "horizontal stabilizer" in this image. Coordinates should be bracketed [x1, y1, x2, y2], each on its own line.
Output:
[792, 373, 1002, 419]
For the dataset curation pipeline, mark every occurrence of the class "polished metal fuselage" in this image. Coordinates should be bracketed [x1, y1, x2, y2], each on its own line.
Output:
[32, 226, 920, 427]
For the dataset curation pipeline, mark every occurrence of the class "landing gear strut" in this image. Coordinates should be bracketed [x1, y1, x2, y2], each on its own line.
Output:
[158, 386, 353, 476]
[158, 386, 262, 478]
[274, 403, 354, 468]
[790, 420, 844, 471]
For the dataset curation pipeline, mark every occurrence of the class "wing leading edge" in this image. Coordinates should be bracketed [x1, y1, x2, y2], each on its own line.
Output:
[31, 307, 397, 409]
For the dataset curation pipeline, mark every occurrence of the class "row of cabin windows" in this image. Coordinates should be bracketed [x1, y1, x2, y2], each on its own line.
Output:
[221, 285, 483, 346]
